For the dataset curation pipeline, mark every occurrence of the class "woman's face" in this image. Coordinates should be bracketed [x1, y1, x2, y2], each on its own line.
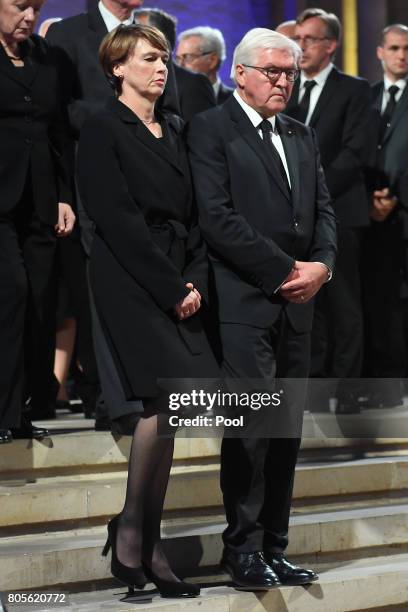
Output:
[114, 38, 169, 101]
[0, 0, 44, 43]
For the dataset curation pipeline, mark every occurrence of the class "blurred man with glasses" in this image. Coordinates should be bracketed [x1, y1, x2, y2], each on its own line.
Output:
[188, 27, 336, 590]
[286, 8, 371, 413]
[176, 26, 233, 103]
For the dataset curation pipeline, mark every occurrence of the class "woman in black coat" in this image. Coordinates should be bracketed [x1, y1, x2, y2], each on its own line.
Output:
[0, 0, 75, 443]
[77, 25, 219, 598]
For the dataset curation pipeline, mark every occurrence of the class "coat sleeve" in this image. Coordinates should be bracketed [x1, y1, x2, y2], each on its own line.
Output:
[308, 128, 337, 270]
[77, 117, 190, 311]
[323, 78, 371, 199]
[187, 112, 295, 297]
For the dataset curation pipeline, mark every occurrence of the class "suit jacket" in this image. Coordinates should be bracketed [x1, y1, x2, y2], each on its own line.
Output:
[187, 96, 337, 333]
[174, 64, 216, 121]
[286, 66, 371, 228]
[46, 8, 180, 137]
[217, 81, 234, 104]
[77, 99, 216, 397]
[0, 35, 73, 224]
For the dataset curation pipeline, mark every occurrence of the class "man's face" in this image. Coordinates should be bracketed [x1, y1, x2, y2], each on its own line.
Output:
[294, 17, 337, 76]
[377, 31, 408, 81]
[236, 47, 296, 117]
[175, 35, 214, 75]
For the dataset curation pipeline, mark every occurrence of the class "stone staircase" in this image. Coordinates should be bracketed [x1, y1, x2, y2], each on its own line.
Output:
[1, 415, 408, 611]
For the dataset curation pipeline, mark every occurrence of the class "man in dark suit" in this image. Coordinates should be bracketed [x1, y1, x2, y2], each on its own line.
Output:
[134, 8, 216, 121]
[176, 26, 233, 104]
[286, 8, 371, 412]
[363, 24, 408, 402]
[188, 28, 336, 590]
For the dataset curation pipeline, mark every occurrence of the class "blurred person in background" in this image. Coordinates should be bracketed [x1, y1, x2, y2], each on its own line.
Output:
[0, 0, 75, 443]
[176, 25, 233, 104]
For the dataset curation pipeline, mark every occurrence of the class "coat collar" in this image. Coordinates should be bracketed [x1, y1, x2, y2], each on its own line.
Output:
[107, 98, 184, 174]
[307, 65, 339, 126]
[0, 36, 40, 89]
[225, 96, 293, 204]
[87, 7, 108, 36]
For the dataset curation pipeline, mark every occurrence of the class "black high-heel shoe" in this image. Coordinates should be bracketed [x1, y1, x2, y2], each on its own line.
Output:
[142, 562, 200, 598]
[102, 515, 147, 590]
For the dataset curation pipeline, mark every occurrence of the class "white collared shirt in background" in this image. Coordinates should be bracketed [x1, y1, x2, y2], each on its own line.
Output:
[298, 62, 334, 125]
[98, 0, 134, 32]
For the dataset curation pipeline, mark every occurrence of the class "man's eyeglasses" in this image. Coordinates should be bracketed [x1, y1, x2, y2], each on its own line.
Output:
[242, 65, 299, 82]
[175, 51, 211, 64]
[292, 35, 332, 48]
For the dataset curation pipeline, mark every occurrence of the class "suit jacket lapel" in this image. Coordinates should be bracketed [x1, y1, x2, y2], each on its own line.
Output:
[277, 115, 300, 210]
[0, 37, 39, 89]
[108, 99, 184, 174]
[382, 84, 408, 144]
[309, 66, 339, 127]
[286, 79, 300, 115]
[227, 97, 291, 202]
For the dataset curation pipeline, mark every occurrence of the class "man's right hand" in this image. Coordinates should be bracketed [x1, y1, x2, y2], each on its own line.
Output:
[370, 188, 397, 222]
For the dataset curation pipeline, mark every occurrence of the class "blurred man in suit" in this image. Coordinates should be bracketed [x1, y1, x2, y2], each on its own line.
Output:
[362, 24, 408, 404]
[135, 8, 216, 120]
[286, 8, 371, 412]
[176, 26, 233, 104]
[188, 28, 336, 590]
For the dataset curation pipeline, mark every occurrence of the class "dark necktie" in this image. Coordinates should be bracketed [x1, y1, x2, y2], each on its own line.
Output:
[296, 80, 317, 123]
[379, 84, 399, 141]
[259, 119, 291, 193]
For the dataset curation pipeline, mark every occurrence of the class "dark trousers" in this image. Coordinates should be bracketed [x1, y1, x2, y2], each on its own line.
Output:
[0, 197, 56, 428]
[219, 312, 310, 553]
[311, 227, 363, 379]
[362, 220, 406, 378]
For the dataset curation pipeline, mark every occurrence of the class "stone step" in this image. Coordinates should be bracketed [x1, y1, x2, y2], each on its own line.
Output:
[2, 502, 408, 591]
[1, 457, 408, 528]
[4, 551, 408, 611]
[1, 427, 408, 479]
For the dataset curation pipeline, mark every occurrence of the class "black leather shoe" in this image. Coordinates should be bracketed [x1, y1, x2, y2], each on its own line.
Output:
[0, 429, 13, 444]
[264, 552, 318, 585]
[11, 415, 49, 440]
[221, 550, 281, 590]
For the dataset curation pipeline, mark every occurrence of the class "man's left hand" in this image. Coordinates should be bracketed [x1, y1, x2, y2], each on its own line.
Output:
[280, 261, 328, 304]
[55, 203, 76, 237]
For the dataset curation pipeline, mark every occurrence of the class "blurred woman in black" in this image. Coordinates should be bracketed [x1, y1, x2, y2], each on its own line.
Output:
[0, 0, 75, 443]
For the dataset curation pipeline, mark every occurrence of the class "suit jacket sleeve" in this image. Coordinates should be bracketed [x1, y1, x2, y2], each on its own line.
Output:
[324, 79, 371, 199]
[309, 128, 337, 268]
[77, 117, 190, 311]
[187, 113, 295, 296]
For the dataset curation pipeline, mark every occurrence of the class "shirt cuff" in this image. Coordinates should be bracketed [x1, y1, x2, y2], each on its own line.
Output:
[313, 261, 332, 282]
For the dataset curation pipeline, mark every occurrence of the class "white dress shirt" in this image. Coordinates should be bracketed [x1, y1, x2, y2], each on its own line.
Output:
[233, 90, 291, 188]
[298, 62, 334, 125]
[98, 1, 135, 32]
[381, 76, 407, 114]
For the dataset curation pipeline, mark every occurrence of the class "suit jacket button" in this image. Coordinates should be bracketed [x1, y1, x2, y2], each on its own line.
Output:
[24, 95, 32, 103]
[377, 144, 382, 150]
[25, 138, 32, 145]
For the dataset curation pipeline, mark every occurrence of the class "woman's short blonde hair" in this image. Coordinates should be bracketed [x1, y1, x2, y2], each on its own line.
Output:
[99, 24, 170, 95]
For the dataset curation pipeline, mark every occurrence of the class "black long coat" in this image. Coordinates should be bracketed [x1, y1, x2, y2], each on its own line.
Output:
[77, 99, 218, 399]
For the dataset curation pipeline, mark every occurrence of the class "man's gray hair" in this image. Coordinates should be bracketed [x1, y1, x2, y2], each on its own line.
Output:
[230, 28, 301, 81]
[178, 26, 227, 62]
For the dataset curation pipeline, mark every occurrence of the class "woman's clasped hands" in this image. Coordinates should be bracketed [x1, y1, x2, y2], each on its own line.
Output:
[175, 282, 201, 320]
